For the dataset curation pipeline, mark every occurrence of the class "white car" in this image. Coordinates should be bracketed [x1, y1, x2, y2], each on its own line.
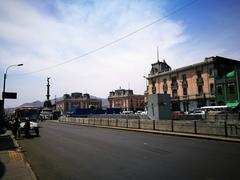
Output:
[189, 109, 205, 115]
[140, 111, 148, 115]
[121, 111, 134, 114]
[20, 118, 39, 136]
[40, 108, 53, 120]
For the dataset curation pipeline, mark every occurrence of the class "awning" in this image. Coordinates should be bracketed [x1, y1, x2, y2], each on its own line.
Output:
[226, 102, 240, 108]
[226, 70, 236, 78]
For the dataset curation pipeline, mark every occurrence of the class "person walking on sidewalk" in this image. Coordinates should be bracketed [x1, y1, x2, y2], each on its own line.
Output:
[24, 120, 30, 138]
[12, 118, 20, 139]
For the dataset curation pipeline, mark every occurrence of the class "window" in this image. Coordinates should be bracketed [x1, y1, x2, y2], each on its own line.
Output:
[172, 76, 177, 82]
[209, 68, 214, 76]
[210, 83, 214, 95]
[163, 78, 168, 93]
[217, 85, 222, 95]
[198, 85, 203, 95]
[152, 79, 156, 94]
[172, 89, 178, 98]
[182, 74, 187, 81]
[229, 84, 235, 94]
[197, 71, 202, 78]
[183, 88, 187, 96]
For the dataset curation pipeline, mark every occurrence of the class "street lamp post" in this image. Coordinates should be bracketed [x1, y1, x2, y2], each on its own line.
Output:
[143, 76, 148, 111]
[1, 64, 23, 119]
[143, 76, 148, 92]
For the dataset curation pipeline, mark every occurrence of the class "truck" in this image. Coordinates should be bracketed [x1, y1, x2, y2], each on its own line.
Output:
[15, 107, 40, 136]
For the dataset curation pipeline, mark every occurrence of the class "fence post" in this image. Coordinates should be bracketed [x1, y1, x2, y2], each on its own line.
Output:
[194, 120, 197, 134]
[171, 120, 174, 132]
[138, 119, 140, 129]
[153, 120, 155, 130]
[225, 112, 228, 120]
[100, 119, 102, 126]
[108, 117, 110, 126]
[116, 119, 118, 127]
[224, 121, 228, 137]
[126, 119, 128, 128]
[93, 118, 95, 125]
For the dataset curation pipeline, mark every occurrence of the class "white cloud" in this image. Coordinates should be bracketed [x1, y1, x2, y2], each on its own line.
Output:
[2, 0, 228, 107]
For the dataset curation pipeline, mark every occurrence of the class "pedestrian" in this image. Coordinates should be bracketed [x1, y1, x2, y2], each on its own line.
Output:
[12, 118, 20, 139]
[24, 120, 30, 138]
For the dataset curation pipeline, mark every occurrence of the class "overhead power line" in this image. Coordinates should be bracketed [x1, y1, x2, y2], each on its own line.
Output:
[22, 0, 198, 75]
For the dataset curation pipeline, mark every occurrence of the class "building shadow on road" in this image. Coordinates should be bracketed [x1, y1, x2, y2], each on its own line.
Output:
[0, 135, 16, 151]
[0, 161, 6, 179]
[0, 134, 13, 179]
[17, 134, 40, 140]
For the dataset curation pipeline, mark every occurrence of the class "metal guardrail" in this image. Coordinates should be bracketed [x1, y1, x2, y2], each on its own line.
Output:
[59, 117, 240, 138]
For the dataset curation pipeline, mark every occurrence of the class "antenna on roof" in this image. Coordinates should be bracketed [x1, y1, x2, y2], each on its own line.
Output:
[128, 82, 130, 90]
[157, 46, 159, 62]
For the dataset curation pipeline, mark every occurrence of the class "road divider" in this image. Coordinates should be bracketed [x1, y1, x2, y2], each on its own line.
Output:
[57, 117, 240, 143]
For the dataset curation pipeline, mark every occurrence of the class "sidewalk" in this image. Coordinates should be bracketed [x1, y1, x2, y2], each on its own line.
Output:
[0, 130, 37, 180]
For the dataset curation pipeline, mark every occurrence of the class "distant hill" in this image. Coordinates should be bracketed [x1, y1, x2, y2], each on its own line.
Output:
[19, 100, 43, 108]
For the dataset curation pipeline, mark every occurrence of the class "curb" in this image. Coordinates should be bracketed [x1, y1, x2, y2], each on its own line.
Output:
[9, 132, 38, 180]
[55, 121, 240, 144]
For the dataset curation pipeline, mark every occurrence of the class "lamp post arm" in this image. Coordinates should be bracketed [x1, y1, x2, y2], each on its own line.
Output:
[3, 65, 17, 94]
[5, 64, 18, 75]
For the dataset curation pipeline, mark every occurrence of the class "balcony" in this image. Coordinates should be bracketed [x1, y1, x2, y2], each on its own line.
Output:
[171, 95, 179, 101]
[215, 78, 226, 84]
[195, 93, 205, 99]
[171, 82, 178, 90]
[196, 77, 204, 85]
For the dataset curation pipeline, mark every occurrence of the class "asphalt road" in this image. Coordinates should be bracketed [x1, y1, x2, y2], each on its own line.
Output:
[18, 121, 240, 180]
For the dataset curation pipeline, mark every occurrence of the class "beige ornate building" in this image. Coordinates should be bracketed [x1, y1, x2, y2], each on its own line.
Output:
[108, 89, 145, 111]
[147, 57, 216, 112]
[56, 92, 102, 113]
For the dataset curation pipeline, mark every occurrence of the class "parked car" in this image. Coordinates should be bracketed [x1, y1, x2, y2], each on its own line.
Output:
[121, 111, 134, 114]
[40, 108, 53, 120]
[189, 109, 205, 115]
[172, 111, 184, 120]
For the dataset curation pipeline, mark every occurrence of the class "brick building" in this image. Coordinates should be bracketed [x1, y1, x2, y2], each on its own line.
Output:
[147, 56, 240, 112]
[108, 88, 145, 111]
[56, 92, 102, 113]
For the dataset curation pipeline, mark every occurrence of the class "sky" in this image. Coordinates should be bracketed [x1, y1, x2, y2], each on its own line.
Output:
[0, 0, 240, 108]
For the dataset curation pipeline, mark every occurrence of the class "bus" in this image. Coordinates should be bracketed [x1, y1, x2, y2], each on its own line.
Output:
[200, 105, 228, 115]
[15, 107, 40, 136]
